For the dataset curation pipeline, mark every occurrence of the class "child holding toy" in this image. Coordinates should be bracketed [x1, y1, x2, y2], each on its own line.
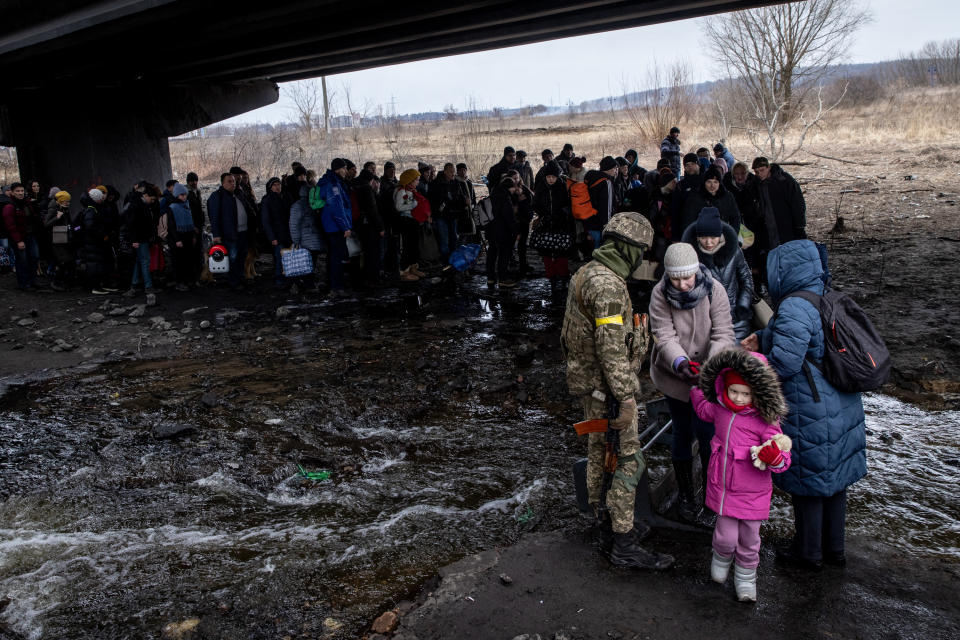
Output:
[690, 348, 792, 602]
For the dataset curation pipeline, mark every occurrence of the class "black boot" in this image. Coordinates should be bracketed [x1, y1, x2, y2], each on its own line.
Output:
[609, 529, 674, 569]
[697, 452, 717, 528]
[673, 459, 699, 524]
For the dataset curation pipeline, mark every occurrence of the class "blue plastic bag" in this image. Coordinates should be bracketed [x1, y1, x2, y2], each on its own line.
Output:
[448, 243, 481, 271]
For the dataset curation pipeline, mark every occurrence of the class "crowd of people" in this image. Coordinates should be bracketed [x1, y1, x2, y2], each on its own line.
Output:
[0, 126, 806, 304]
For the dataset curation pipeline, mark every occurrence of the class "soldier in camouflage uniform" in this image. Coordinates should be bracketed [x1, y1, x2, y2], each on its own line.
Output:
[561, 211, 674, 570]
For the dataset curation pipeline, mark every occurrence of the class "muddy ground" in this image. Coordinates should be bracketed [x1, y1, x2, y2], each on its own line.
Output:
[0, 142, 959, 639]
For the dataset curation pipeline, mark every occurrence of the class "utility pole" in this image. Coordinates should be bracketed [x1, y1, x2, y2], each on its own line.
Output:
[322, 76, 331, 134]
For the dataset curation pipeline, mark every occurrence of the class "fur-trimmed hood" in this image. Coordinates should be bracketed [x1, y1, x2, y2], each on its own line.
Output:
[698, 349, 787, 424]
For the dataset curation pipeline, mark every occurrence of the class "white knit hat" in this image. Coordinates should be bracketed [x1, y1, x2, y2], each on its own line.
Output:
[87, 188, 105, 203]
[664, 243, 699, 278]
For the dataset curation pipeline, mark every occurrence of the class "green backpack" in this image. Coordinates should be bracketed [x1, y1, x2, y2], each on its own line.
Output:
[308, 185, 326, 212]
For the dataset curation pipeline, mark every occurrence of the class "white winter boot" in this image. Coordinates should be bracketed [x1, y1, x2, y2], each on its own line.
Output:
[711, 551, 734, 584]
[734, 563, 757, 602]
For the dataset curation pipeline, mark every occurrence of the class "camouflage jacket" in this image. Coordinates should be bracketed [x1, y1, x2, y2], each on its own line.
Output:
[561, 260, 649, 400]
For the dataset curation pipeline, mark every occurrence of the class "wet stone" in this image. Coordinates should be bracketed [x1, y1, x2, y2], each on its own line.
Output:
[199, 320, 211, 329]
[129, 305, 146, 318]
[17, 318, 35, 327]
[87, 312, 104, 323]
[108, 306, 128, 316]
[371, 610, 399, 634]
[161, 618, 200, 639]
[499, 573, 513, 585]
[152, 422, 196, 440]
[200, 392, 218, 408]
[146, 293, 157, 307]
[129, 317, 139, 324]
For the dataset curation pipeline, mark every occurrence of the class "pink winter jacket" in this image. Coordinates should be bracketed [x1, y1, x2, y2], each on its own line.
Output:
[691, 375, 791, 521]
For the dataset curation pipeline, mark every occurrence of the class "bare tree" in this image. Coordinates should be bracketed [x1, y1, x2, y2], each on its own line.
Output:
[284, 79, 322, 137]
[702, 0, 871, 159]
[340, 81, 372, 162]
[621, 60, 695, 149]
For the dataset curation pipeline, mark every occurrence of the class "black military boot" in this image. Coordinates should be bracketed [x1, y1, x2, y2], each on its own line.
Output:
[673, 459, 698, 524]
[596, 515, 614, 553]
[609, 529, 674, 570]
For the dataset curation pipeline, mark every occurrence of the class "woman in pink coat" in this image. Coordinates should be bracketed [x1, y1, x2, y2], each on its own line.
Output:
[691, 349, 791, 603]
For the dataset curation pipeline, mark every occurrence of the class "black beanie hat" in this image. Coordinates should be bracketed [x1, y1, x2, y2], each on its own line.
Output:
[670, 127, 680, 135]
[331, 158, 347, 171]
[504, 146, 516, 155]
[384, 161, 395, 169]
[615, 156, 628, 166]
[563, 143, 574, 151]
[541, 148, 553, 158]
[344, 159, 356, 170]
[683, 152, 699, 165]
[265, 177, 281, 190]
[357, 169, 376, 183]
[186, 172, 199, 182]
[599, 156, 618, 171]
[696, 207, 722, 237]
[713, 143, 725, 153]
[543, 161, 561, 177]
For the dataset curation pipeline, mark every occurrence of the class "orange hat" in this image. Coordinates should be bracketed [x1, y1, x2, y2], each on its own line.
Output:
[398, 169, 420, 187]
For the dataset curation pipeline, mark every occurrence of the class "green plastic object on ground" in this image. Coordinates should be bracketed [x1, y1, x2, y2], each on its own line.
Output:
[297, 464, 331, 481]
[517, 505, 534, 524]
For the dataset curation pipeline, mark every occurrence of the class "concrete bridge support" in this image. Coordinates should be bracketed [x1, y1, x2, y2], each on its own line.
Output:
[0, 80, 278, 193]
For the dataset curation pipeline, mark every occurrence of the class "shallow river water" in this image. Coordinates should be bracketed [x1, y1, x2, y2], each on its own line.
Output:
[0, 289, 957, 639]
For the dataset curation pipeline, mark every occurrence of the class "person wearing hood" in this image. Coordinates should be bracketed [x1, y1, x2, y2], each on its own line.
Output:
[556, 143, 575, 174]
[258, 177, 291, 287]
[624, 149, 646, 181]
[167, 183, 200, 291]
[287, 180, 324, 292]
[682, 207, 754, 339]
[714, 143, 736, 172]
[532, 160, 573, 297]
[742, 240, 866, 570]
[582, 156, 619, 249]
[1, 183, 40, 290]
[649, 242, 736, 526]
[613, 157, 631, 212]
[514, 150, 535, 190]
[560, 212, 674, 570]
[680, 166, 742, 235]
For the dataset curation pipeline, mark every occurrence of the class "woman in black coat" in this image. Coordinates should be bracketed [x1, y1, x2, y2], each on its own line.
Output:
[681, 207, 754, 339]
[680, 166, 741, 235]
[486, 178, 519, 288]
[532, 161, 573, 294]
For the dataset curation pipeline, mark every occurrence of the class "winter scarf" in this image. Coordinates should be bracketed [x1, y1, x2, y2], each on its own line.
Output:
[592, 240, 645, 280]
[663, 265, 713, 310]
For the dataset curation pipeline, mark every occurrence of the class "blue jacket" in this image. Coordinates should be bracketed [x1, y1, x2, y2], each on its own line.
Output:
[288, 184, 325, 251]
[718, 149, 736, 170]
[207, 187, 241, 241]
[316, 170, 352, 233]
[759, 240, 866, 497]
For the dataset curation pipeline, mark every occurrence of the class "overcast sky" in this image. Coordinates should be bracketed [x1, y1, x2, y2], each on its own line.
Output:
[223, 0, 958, 125]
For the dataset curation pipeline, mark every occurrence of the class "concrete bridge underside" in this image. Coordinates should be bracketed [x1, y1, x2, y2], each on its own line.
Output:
[0, 0, 782, 189]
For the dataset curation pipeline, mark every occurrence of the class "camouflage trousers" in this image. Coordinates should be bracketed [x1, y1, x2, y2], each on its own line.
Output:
[584, 394, 646, 534]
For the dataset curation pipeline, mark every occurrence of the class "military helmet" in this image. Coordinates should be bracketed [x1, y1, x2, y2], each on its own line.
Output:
[602, 212, 653, 249]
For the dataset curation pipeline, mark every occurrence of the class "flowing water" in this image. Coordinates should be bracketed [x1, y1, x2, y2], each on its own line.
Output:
[0, 286, 957, 639]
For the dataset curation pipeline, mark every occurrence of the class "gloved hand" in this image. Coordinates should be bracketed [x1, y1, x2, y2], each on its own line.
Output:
[757, 441, 784, 467]
[610, 397, 637, 431]
[677, 360, 700, 386]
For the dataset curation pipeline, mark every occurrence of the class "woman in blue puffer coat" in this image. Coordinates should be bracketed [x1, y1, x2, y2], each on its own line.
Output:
[741, 239, 866, 569]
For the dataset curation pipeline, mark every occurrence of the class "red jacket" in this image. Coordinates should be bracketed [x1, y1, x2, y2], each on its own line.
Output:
[1, 199, 32, 244]
[411, 190, 431, 223]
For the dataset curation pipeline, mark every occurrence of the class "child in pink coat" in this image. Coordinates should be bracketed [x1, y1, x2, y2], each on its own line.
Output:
[691, 348, 791, 602]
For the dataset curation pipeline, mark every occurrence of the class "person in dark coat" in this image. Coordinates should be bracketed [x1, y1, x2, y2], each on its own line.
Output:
[750, 157, 806, 288]
[582, 156, 618, 250]
[514, 150, 535, 190]
[123, 185, 159, 294]
[680, 166, 742, 234]
[670, 153, 702, 240]
[77, 188, 113, 294]
[682, 207, 754, 339]
[487, 146, 517, 194]
[486, 178, 519, 288]
[379, 162, 401, 278]
[532, 161, 573, 296]
[353, 169, 385, 286]
[742, 240, 866, 570]
[259, 177, 291, 287]
[208, 173, 250, 289]
[660, 127, 682, 177]
[428, 163, 469, 262]
[44, 190, 75, 290]
[724, 162, 762, 275]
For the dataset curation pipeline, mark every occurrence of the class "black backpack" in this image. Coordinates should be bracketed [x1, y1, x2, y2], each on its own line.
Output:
[783, 289, 890, 394]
